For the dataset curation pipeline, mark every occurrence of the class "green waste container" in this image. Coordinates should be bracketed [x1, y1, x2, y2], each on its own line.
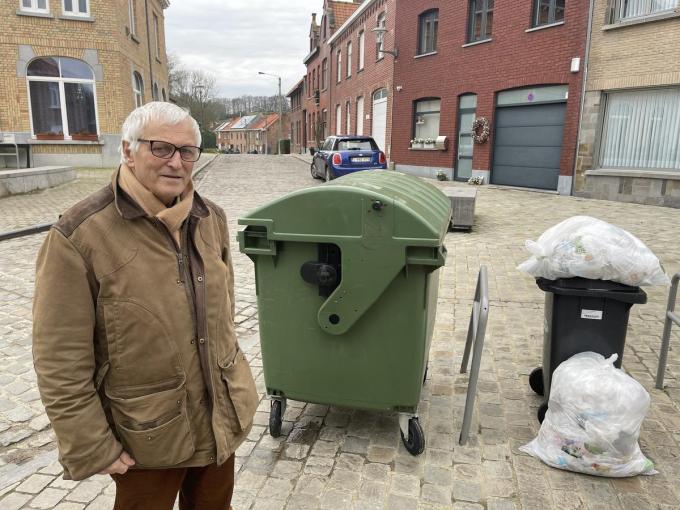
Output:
[238, 170, 451, 455]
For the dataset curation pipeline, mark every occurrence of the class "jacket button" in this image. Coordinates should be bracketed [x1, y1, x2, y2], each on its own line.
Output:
[199, 338, 205, 344]
[197, 275, 204, 282]
[177, 400, 181, 405]
[176, 279, 182, 285]
[190, 339, 195, 344]
[147, 436, 152, 441]
[209, 456, 214, 461]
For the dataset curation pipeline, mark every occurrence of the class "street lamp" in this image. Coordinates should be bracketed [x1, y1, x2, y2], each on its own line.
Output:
[371, 27, 398, 58]
[258, 71, 283, 155]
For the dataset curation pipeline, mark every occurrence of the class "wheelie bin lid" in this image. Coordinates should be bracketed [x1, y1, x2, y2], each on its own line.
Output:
[536, 277, 647, 304]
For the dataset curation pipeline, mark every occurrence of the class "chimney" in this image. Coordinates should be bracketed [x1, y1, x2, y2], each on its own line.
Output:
[311, 13, 317, 25]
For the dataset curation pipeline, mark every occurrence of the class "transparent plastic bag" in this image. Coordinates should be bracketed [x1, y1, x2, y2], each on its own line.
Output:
[518, 216, 669, 286]
[521, 352, 657, 477]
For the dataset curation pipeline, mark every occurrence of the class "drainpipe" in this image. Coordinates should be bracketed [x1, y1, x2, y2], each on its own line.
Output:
[571, 0, 595, 196]
[144, 0, 155, 100]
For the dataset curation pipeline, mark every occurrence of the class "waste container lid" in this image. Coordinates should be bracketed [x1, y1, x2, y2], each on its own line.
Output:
[536, 277, 647, 304]
[239, 170, 452, 244]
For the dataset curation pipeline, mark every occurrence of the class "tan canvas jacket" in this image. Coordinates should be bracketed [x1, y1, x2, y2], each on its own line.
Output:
[32, 170, 259, 480]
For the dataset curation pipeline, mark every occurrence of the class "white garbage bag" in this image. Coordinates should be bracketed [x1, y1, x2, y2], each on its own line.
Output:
[521, 352, 656, 477]
[517, 216, 669, 286]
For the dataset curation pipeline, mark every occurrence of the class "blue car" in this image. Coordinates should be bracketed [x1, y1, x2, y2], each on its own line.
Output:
[311, 135, 387, 181]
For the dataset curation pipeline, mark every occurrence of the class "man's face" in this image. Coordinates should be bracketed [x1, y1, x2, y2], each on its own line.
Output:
[123, 119, 197, 205]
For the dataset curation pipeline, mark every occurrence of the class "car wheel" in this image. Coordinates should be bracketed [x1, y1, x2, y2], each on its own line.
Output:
[324, 166, 333, 182]
[310, 163, 317, 179]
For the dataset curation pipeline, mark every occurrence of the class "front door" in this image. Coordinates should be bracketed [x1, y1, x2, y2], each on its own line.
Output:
[456, 94, 477, 181]
[372, 89, 388, 151]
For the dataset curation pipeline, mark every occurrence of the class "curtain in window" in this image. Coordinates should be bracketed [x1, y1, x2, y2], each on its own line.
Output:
[620, 0, 677, 19]
[29, 82, 63, 135]
[415, 99, 441, 140]
[66, 83, 97, 135]
[601, 88, 680, 170]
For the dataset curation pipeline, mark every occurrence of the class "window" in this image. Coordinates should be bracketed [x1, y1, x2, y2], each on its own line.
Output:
[611, 0, 677, 22]
[376, 13, 386, 59]
[356, 96, 364, 135]
[162, 88, 166, 101]
[336, 104, 342, 134]
[468, 0, 494, 43]
[413, 98, 441, 140]
[312, 68, 316, 91]
[346, 101, 351, 134]
[27, 57, 98, 139]
[418, 9, 439, 55]
[336, 50, 342, 83]
[128, 0, 136, 36]
[62, 0, 89, 16]
[153, 13, 161, 59]
[358, 30, 365, 70]
[322, 109, 328, 137]
[152, 82, 159, 101]
[133, 71, 144, 107]
[600, 88, 680, 171]
[532, 0, 565, 27]
[347, 41, 352, 78]
[456, 94, 477, 180]
[321, 58, 328, 90]
[20, 0, 49, 13]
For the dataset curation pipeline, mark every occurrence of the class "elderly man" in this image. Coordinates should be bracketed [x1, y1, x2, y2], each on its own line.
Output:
[32, 102, 258, 510]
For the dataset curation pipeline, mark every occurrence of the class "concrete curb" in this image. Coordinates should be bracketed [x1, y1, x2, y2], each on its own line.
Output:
[290, 153, 312, 165]
[192, 153, 218, 178]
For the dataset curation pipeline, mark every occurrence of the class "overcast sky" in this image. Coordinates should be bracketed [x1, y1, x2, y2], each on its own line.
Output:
[166, 0, 322, 99]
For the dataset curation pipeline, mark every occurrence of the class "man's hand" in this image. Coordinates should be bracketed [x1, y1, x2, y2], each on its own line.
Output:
[99, 451, 136, 475]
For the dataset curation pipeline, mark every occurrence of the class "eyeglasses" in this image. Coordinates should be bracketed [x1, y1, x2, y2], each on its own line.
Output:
[138, 139, 202, 162]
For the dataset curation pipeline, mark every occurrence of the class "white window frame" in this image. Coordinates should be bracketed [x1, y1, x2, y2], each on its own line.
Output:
[347, 41, 352, 78]
[128, 0, 137, 36]
[356, 96, 364, 135]
[376, 13, 386, 60]
[358, 30, 365, 70]
[336, 104, 342, 134]
[133, 71, 144, 108]
[346, 101, 351, 134]
[62, 0, 89, 17]
[20, 0, 50, 14]
[336, 50, 342, 83]
[26, 57, 100, 140]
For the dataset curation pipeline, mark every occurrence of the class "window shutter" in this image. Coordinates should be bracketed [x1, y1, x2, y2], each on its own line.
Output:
[604, 0, 616, 24]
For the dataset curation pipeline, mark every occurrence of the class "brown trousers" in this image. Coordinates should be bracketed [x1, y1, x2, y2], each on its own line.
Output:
[111, 456, 235, 510]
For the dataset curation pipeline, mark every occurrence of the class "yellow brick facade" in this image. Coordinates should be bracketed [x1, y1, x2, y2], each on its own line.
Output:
[574, 2, 680, 207]
[0, 0, 170, 167]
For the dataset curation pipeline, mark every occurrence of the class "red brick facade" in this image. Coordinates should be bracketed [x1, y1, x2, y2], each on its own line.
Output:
[391, 0, 589, 189]
[328, 0, 395, 157]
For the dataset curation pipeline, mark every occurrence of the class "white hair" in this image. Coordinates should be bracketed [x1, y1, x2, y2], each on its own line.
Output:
[119, 102, 202, 164]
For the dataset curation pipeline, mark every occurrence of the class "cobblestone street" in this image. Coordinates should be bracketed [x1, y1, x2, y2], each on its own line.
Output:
[1, 154, 679, 509]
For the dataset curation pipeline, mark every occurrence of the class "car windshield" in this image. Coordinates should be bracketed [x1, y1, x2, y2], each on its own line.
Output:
[336, 139, 375, 151]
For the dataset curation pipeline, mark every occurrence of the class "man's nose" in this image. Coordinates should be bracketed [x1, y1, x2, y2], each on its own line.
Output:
[167, 149, 184, 168]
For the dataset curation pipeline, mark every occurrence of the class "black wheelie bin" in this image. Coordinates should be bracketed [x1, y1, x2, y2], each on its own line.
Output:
[529, 277, 647, 422]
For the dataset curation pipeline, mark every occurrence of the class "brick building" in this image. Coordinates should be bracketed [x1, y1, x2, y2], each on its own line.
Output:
[574, 0, 680, 207]
[287, 78, 304, 153]
[215, 113, 286, 154]
[299, 1, 364, 153]
[327, 0, 396, 157]
[390, 0, 589, 192]
[0, 0, 170, 168]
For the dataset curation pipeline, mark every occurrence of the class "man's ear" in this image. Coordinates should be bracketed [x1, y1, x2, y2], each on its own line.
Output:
[122, 141, 135, 168]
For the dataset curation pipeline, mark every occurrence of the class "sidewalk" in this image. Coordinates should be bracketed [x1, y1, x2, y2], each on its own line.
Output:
[0, 155, 679, 509]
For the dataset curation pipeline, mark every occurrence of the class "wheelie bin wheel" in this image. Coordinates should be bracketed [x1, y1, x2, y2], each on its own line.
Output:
[529, 367, 544, 396]
[537, 403, 548, 424]
[401, 417, 425, 455]
[269, 399, 283, 437]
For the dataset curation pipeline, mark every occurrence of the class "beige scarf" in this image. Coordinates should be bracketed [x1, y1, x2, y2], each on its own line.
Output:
[119, 164, 194, 246]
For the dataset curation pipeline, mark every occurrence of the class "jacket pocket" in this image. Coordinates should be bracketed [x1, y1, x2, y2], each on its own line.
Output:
[106, 380, 195, 467]
[219, 349, 259, 431]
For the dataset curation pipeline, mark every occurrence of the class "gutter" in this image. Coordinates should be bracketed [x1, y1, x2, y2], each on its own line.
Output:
[144, 0, 155, 98]
[571, 0, 595, 196]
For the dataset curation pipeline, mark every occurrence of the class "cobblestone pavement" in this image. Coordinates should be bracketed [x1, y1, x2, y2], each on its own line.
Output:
[1, 154, 679, 509]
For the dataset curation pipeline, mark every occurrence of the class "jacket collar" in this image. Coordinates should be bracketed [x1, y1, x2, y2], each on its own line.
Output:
[111, 166, 209, 220]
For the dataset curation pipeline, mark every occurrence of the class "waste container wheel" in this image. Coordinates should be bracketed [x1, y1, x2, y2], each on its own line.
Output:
[269, 400, 283, 438]
[537, 403, 548, 424]
[529, 367, 544, 396]
[401, 417, 425, 456]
